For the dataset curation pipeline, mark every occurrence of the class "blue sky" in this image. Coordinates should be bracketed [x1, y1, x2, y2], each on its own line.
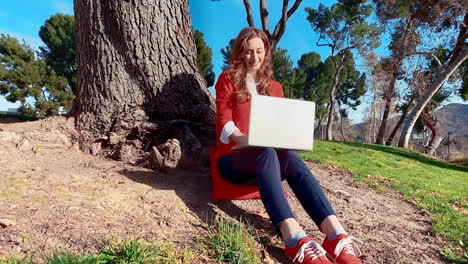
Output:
[0, 0, 465, 122]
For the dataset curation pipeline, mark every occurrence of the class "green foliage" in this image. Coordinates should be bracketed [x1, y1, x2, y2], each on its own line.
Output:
[194, 30, 215, 87]
[1, 240, 195, 264]
[272, 47, 294, 98]
[301, 140, 468, 262]
[295, 51, 365, 122]
[306, 1, 380, 54]
[221, 38, 235, 69]
[0, 113, 40, 121]
[0, 34, 41, 103]
[0, 33, 74, 117]
[206, 217, 261, 264]
[38, 14, 76, 93]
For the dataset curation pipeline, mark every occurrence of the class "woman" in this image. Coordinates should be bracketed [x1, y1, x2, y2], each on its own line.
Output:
[215, 27, 362, 264]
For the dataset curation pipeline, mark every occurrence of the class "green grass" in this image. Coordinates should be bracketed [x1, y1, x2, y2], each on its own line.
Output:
[301, 140, 468, 262]
[0, 113, 40, 121]
[0, 240, 194, 264]
[205, 217, 261, 264]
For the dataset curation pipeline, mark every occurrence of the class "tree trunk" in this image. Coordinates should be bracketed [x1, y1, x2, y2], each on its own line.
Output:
[326, 63, 344, 141]
[398, 49, 468, 148]
[375, 95, 392, 144]
[339, 110, 348, 142]
[421, 109, 444, 156]
[73, 0, 216, 169]
[385, 111, 407, 146]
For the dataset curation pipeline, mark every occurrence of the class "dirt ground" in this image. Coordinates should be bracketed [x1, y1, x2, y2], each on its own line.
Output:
[0, 117, 449, 263]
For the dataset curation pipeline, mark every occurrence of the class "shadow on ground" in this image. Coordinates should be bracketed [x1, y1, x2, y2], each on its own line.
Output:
[118, 166, 291, 263]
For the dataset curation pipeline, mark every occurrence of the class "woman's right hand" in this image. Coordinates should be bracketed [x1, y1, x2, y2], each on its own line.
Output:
[230, 130, 248, 145]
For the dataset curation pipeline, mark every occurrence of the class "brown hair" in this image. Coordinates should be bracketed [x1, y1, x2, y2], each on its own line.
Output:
[226, 27, 273, 103]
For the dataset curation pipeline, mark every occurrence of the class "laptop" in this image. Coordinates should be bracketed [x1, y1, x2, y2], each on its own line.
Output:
[231, 95, 315, 152]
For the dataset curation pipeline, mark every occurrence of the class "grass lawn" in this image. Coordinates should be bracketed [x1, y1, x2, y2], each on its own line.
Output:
[301, 140, 468, 262]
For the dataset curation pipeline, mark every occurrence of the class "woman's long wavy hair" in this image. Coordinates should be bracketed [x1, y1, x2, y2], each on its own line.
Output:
[226, 27, 273, 103]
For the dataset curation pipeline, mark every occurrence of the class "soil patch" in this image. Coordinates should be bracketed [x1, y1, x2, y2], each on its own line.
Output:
[0, 117, 448, 263]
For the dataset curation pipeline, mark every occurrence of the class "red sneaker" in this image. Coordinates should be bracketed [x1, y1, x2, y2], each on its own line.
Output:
[285, 236, 333, 263]
[322, 234, 363, 264]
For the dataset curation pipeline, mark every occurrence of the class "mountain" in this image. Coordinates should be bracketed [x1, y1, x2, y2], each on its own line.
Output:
[435, 103, 468, 137]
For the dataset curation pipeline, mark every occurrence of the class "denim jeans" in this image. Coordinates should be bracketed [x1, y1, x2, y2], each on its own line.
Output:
[217, 148, 335, 230]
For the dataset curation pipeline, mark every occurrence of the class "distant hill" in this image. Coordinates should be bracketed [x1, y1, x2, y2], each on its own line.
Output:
[435, 103, 468, 137]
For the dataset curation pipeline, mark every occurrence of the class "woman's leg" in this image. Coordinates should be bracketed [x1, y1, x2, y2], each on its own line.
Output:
[218, 149, 340, 263]
[277, 150, 363, 263]
[276, 150, 339, 231]
[217, 148, 297, 236]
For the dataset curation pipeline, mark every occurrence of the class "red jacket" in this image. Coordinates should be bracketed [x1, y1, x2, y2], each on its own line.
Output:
[215, 71, 284, 159]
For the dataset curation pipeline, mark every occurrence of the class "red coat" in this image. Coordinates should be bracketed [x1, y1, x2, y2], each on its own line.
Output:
[215, 71, 284, 159]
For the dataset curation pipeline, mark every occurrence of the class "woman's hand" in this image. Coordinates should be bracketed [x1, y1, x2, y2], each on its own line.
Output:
[230, 130, 248, 145]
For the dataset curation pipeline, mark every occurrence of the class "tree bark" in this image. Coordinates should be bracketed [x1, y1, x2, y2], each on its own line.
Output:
[375, 95, 392, 144]
[73, 0, 216, 169]
[339, 111, 348, 142]
[421, 109, 443, 156]
[398, 48, 468, 148]
[385, 111, 406, 146]
[326, 61, 344, 141]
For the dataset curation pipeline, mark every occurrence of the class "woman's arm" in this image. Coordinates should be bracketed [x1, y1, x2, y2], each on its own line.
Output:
[216, 72, 248, 145]
[229, 129, 248, 145]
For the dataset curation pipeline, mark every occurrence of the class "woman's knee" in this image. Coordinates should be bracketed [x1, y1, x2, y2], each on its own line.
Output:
[258, 147, 277, 158]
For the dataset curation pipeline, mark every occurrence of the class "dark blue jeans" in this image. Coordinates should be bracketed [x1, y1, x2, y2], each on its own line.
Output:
[218, 148, 335, 231]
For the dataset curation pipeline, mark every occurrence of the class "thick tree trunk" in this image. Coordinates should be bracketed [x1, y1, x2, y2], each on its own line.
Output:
[72, 0, 215, 169]
[421, 109, 443, 156]
[398, 49, 468, 148]
[375, 95, 392, 144]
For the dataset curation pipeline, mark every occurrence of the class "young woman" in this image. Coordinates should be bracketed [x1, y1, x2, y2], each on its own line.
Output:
[214, 27, 362, 264]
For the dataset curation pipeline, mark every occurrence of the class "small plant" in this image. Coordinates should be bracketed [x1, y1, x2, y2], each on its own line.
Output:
[206, 217, 261, 264]
[99, 240, 158, 264]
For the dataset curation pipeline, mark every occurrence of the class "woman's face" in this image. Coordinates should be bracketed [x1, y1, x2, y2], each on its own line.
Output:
[243, 37, 265, 74]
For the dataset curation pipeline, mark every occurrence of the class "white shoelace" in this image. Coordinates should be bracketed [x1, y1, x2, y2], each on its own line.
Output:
[334, 236, 363, 258]
[293, 240, 327, 263]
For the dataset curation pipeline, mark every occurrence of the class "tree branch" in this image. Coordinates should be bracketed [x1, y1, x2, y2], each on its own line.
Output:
[414, 52, 442, 66]
[271, 0, 302, 47]
[260, 0, 269, 34]
[446, 13, 467, 66]
[286, 0, 302, 19]
[272, 0, 288, 40]
[243, 0, 255, 27]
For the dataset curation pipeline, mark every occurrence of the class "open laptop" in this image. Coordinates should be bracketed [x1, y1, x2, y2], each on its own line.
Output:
[232, 95, 315, 152]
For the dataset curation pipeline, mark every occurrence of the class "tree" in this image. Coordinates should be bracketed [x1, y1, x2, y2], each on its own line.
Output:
[374, 16, 418, 144]
[73, 0, 215, 169]
[220, 38, 235, 69]
[0, 34, 73, 117]
[306, 0, 380, 140]
[39, 14, 77, 93]
[272, 47, 294, 97]
[398, 13, 468, 148]
[194, 30, 215, 87]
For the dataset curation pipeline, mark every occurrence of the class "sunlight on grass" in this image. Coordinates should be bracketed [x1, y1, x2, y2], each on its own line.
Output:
[205, 217, 261, 264]
[301, 140, 468, 262]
